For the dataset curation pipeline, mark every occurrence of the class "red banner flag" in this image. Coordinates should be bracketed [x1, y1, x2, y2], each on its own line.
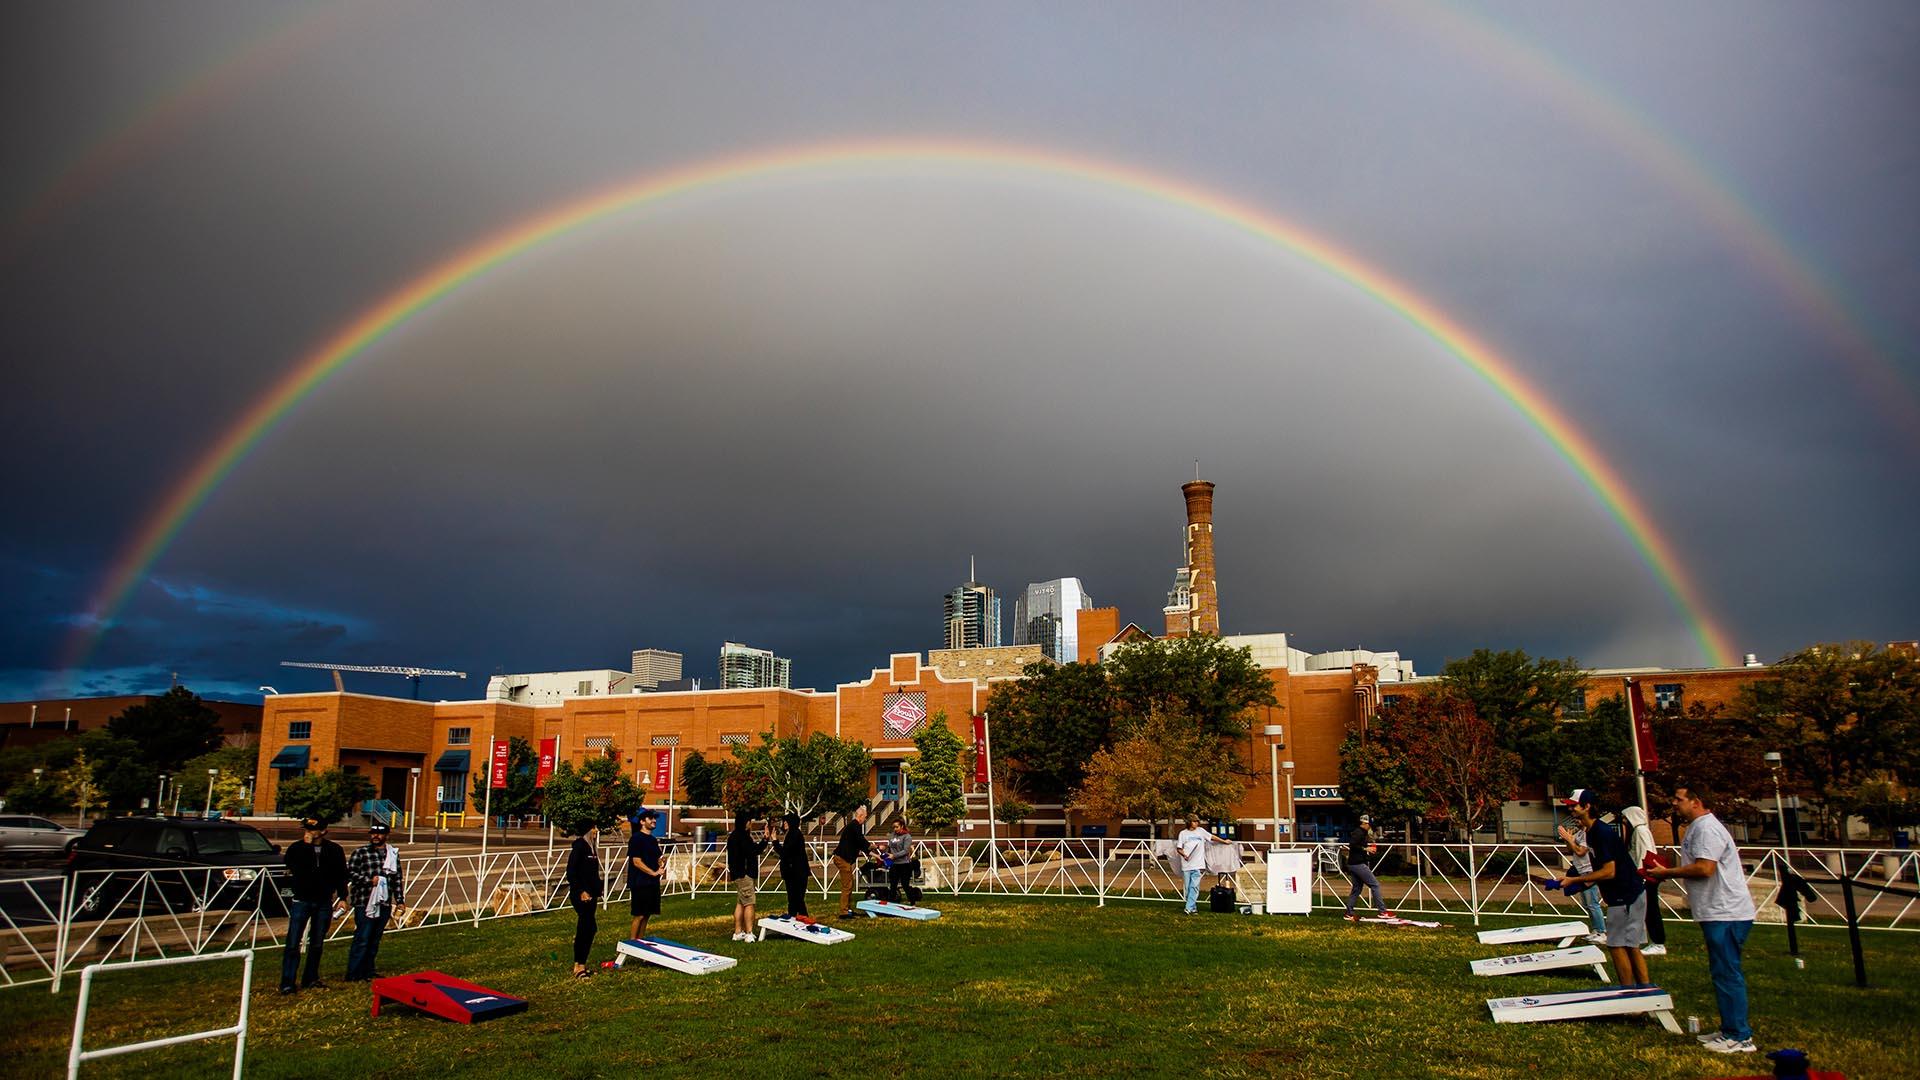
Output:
[972, 714, 988, 785]
[1626, 678, 1660, 771]
[536, 738, 557, 788]
[490, 738, 511, 789]
[654, 749, 672, 793]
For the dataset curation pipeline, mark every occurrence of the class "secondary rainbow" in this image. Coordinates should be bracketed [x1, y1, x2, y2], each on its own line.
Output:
[59, 138, 1741, 681]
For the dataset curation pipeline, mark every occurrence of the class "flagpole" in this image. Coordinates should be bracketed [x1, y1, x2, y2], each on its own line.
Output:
[476, 738, 495, 926]
[984, 712, 998, 881]
[1625, 677, 1650, 812]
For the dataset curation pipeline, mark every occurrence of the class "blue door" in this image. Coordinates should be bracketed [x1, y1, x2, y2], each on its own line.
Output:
[876, 763, 902, 801]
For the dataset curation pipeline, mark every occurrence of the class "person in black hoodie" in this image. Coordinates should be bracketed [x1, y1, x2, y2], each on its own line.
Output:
[566, 823, 603, 978]
[777, 811, 811, 917]
[831, 804, 872, 918]
[279, 816, 347, 994]
[728, 816, 770, 942]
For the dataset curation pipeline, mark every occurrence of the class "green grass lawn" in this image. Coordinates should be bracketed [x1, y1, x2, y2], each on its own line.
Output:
[9, 897, 1917, 1079]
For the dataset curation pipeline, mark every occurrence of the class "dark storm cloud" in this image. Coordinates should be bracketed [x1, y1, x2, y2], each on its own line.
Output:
[2, 1, 1914, 700]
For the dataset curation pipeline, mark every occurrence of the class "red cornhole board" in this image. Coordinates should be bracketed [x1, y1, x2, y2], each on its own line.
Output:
[370, 970, 528, 1024]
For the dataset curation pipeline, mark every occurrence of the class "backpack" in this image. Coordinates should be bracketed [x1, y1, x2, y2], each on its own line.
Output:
[1209, 880, 1236, 913]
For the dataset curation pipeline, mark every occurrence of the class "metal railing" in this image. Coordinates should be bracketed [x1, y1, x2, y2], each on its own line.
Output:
[4, 839, 1911, 993]
[66, 950, 253, 1079]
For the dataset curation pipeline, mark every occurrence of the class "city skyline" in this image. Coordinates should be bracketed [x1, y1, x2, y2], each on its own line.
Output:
[2, 4, 1914, 702]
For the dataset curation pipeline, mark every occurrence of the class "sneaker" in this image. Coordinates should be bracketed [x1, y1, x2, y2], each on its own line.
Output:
[1377, 911, 1395, 920]
[277, 986, 296, 996]
[730, 932, 745, 942]
[1585, 933, 1607, 944]
[1342, 913, 1359, 922]
[1641, 944, 1667, 956]
[1703, 1035, 1756, 1054]
[1695, 1032, 1721, 1043]
[303, 980, 331, 991]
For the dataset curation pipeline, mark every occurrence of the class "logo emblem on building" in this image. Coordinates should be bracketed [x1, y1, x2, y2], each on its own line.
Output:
[882, 692, 928, 738]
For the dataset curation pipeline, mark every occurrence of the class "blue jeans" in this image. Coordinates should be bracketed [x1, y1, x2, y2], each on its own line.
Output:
[346, 908, 390, 980]
[1345, 863, 1383, 914]
[280, 900, 332, 989]
[1578, 885, 1605, 934]
[1183, 869, 1203, 912]
[1700, 919, 1753, 1041]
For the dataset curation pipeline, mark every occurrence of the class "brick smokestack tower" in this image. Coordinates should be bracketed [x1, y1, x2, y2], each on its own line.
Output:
[1182, 478, 1219, 636]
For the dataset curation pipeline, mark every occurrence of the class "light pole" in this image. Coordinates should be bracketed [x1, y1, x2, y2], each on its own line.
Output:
[156, 772, 169, 814]
[1765, 752, 1791, 857]
[1263, 724, 1284, 851]
[409, 767, 422, 844]
[205, 768, 219, 818]
[1282, 760, 1296, 845]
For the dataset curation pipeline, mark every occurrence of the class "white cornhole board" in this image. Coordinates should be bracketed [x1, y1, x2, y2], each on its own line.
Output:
[1475, 921, 1589, 948]
[615, 937, 738, 975]
[856, 899, 941, 920]
[1487, 986, 1681, 1033]
[1265, 849, 1312, 915]
[1360, 916, 1443, 928]
[758, 915, 855, 944]
[1471, 945, 1611, 981]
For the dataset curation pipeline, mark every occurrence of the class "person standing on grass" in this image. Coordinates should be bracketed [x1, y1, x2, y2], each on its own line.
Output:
[566, 823, 604, 978]
[1556, 789, 1650, 988]
[279, 816, 347, 995]
[831, 804, 872, 918]
[1622, 803, 1668, 956]
[1557, 812, 1608, 943]
[1645, 784, 1758, 1056]
[1341, 814, 1393, 922]
[885, 819, 922, 904]
[729, 815, 771, 941]
[345, 822, 406, 981]
[1177, 814, 1231, 915]
[628, 808, 664, 941]
[777, 811, 812, 917]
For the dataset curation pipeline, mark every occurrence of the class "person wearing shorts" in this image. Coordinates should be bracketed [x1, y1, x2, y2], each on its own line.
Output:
[627, 808, 664, 940]
[1557, 788, 1650, 987]
[727, 816, 769, 942]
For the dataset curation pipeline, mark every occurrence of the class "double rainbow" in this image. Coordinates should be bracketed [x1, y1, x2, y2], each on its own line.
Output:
[59, 139, 1741, 680]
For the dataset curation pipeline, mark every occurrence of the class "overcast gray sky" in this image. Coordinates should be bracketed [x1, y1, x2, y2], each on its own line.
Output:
[3, 1, 1915, 701]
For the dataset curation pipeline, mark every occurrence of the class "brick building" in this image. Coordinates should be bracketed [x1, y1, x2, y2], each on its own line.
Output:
[0, 694, 261, 752]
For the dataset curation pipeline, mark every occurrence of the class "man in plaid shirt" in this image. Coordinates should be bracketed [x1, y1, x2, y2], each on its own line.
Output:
[345, 822, 407, 981]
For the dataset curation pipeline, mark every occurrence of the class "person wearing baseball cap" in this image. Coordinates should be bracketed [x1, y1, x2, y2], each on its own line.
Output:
[279, 817, 346, 994]
[1557, 788, 1651, 989]
[1556, 790, 1607, 942]
[345, 821, 406, 981]
[1341, 814, 1393, 922]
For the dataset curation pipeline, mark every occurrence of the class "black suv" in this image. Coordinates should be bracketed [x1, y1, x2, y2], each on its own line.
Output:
[66, 816, 289, 918]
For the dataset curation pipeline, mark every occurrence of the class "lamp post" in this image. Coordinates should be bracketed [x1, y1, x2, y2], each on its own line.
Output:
[409, 767, 422, 844]
[1282, 760, 1296, 845]
[205, 768, 219, 819]
[157, 773, 169, 814]
[1765, 752, 1791, 858]
[1262, 724, 1284, 851]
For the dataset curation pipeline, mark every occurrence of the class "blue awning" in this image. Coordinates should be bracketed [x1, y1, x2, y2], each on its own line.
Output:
[269, 745, 310, 770]
[433, 749, 470, 773]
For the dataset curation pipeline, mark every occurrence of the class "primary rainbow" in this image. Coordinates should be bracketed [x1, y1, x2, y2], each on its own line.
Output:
[59, 138, 1741, 681]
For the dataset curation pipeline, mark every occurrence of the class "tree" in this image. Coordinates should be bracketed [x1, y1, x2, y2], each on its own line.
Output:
[1337, 713, 1426, 831]
[1391, 692, 1520, 839]
[178, 745, 263, 814]
[75, 730, 154, 813]
[468, 737, 539, 818]
[994, 795, 1034, 830]
[1734, 642, 1920, 834]
[905, 714, 967, 833]
[1439, 649, 1588, 772]
[680, 750, 726, 807]
[1534, 697, 1634, 804]
[60, 750, 104, 821]
[987, 659, 1117, 798]
[729, 731, 870, 821]
[107, 686, 224, 772]
[277, 768, 376, 825]
[1107, 635, 1277, 738]
[6, 774, 66, 814]
[1645, 702, 1771, 820]
[1071, 711, 1244, 837]
[543, 757, 645, 835]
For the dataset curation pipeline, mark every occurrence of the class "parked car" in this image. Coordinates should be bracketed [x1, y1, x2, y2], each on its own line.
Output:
[66, 816, 289, 918]
[0, 815, 85, 857]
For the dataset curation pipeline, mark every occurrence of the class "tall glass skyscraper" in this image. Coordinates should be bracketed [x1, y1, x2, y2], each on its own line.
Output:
[718, 641, 791, 689]
[943, 573, 1002, 650]
[1013, 578, 1093, 663]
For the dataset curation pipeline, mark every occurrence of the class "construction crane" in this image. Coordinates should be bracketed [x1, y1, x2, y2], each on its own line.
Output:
[281, 660, 468, 698]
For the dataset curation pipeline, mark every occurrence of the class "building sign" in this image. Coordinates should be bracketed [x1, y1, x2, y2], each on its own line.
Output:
[1293, 785, 1341, 801]
[654, 749, 672, 793]
[882, 692, 928, 738]
[536, 738, 557, 788]
[490, 738, 511, 789]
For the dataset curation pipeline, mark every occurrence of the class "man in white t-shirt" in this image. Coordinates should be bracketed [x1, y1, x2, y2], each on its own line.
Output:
[1646, 784, 1758, 1056]
[1176, 815, 1230, 915]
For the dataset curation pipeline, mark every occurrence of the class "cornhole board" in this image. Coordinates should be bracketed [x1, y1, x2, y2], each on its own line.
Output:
[615, 936, 737, 975]
[1360, 916, 1443, 927]
[758, 914, 855, 944]
[1471, 945, 1611, 981]
[1475, 921, 1589, 949]
[1486, 986, 1682, 1033]
[856, 899, 941, 920]
[369, 971, 527, 1023]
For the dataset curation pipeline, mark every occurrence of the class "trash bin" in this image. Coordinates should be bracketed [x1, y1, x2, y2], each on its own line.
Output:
[1895, 829, 1911, 850]
[1080, 825, 1109, 838]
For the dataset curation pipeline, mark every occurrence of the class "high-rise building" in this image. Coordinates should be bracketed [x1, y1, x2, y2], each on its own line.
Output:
[943, 559, 1002, 649]
[1163, 475, 1220, 637]
[1013, 578, 1093, 663]
[718, 641, 791, 689]
[630, 649, 683, 689]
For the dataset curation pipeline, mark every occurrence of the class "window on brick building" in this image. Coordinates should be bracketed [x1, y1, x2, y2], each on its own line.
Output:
[1564, 690, 1587, 717]
[447, 727, 471, 746]
[288, 721, 311, 740]
[440, 771, 467, 814]
[651, 734, 680, 746]
[1654, 684, 1684, 711]
[719, 733, 749, 746]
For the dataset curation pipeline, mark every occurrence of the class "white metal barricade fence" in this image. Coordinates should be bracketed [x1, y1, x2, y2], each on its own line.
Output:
[66, 949, 253, 1079]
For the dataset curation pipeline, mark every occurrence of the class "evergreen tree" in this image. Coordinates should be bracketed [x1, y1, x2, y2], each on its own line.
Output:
[905, 713, 967, 833]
